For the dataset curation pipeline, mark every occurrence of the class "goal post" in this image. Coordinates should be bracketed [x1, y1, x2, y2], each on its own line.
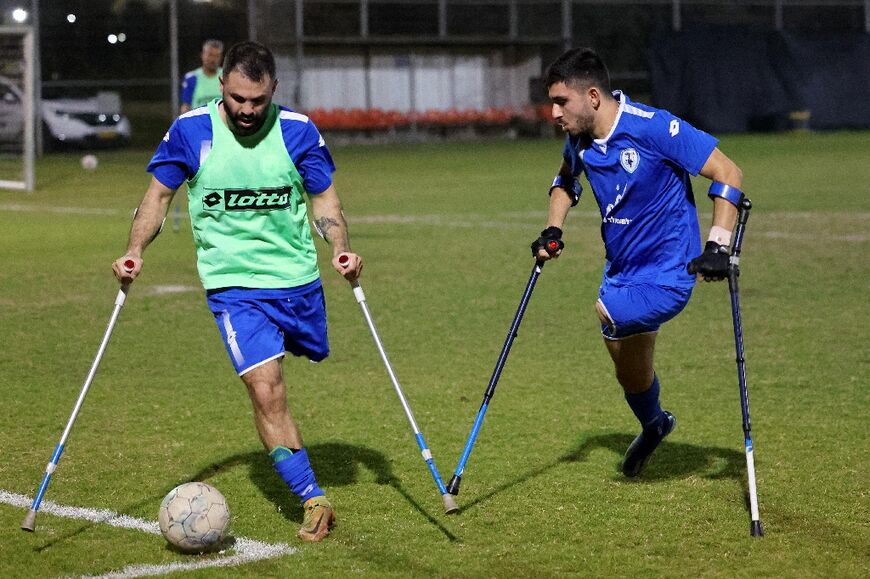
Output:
[0, 25, 35, 192]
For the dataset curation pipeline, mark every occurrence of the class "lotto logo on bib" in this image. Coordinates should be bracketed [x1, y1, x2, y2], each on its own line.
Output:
[202, 187, 295, 211]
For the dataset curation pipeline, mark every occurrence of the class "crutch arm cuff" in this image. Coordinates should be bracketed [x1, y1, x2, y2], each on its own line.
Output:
[549, 175, 582, 207]
[708, 182, 743, 207]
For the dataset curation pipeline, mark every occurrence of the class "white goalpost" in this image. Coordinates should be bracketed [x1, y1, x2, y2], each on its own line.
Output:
[0, 25, 35, 192]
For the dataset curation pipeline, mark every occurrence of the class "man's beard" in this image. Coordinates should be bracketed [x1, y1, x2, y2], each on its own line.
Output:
[226, 107, 266, 136]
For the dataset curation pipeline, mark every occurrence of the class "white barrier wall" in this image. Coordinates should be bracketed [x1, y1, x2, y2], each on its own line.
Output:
[275, 49, 541, 112]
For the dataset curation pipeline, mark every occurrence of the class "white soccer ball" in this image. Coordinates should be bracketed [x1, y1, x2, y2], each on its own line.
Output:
[80, 154, 98, 170]
[158, 481, 230, 553]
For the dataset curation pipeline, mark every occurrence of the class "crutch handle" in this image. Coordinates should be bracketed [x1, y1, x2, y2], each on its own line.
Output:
[337, 255, 361, 290]
[545, 239, 563, 254]
[118, 259, 135, 304]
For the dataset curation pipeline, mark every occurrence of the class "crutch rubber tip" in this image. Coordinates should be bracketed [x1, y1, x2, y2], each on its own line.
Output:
[750, 520, 764, 537]
[21, 509, 37, 532]
[446, 474, 461, 496]
[442, 493, 459, 514]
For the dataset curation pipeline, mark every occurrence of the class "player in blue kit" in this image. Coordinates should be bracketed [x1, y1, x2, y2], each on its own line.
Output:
[180, 39, 224, 114]
[113, 42, 363, 541]
[532, 47, 745, 476]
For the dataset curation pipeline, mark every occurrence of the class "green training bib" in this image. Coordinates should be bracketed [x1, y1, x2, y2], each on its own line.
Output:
[187, 100, 319, 290]
[191, 68, 222, 109]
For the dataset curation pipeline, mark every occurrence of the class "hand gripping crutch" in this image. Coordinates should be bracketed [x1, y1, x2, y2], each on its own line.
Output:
[728, 198, 764, 537]
[340, 257, 458, 514]
[447, 257, 549, 497]
[21, 261, 134, 532]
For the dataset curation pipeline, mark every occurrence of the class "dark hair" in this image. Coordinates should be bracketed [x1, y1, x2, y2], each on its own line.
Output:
[544, 47, 610, 93]
[222, 41, 276, 83]
[202, 39, 224, 52]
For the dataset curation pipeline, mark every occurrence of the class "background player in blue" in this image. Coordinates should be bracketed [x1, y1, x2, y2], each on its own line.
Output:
[112, 41, 363, 542]
[179, 39, 224, 114]
[532, 47, 745, 477]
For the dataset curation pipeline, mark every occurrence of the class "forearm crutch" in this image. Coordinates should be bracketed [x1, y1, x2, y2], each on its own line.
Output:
[728, 198, 764, 538]
[22, 261, 134, 532]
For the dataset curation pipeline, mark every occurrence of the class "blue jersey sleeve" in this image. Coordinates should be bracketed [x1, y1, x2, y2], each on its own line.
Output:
[279, 108, 336, 195]
[645, 110, 717, 176]
[147, 106, 336, 193]
[147, 113, 206, 190]
[180, 71, 196, 106]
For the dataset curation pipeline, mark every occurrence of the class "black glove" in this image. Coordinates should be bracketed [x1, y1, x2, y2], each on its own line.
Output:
[687, 241, 730, 281]
[531, 226, 565, 257]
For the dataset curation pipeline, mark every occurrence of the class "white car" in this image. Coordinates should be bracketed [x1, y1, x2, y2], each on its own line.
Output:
[42, 97, 131, 148]
[0, 77, 24, 142]
[0, 75, 131, 148]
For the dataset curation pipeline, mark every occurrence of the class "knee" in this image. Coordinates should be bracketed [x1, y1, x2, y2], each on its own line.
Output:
[246, 379, 286, 410]
[615, 367, 655, 393]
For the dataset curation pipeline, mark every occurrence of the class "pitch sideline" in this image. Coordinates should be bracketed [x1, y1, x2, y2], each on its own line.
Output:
[0, 489, 296, 578]
[1, 202, 867, 241]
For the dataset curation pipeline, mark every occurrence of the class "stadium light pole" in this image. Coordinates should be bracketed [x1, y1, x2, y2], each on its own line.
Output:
[31, 0, 42, 157]
[247, 0, 257, 41]
[561, 0, 571, 51]
[293, 0, 303, 109]
[169, 0, 179, 117]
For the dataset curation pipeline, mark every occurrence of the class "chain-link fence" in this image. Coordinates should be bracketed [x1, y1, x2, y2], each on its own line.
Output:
[15, 0, 870, 144]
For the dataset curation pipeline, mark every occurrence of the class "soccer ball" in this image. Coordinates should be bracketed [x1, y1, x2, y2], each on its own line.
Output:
[158, 482, 230, 553]
[80, 154, 98, 170]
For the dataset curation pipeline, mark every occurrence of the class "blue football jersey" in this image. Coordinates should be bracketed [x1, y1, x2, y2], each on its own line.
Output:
[148, 103, 336, 195]
[563, 91, 717, 288]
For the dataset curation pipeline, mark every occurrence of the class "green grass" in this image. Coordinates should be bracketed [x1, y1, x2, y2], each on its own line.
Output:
[0, 132, 868, 577]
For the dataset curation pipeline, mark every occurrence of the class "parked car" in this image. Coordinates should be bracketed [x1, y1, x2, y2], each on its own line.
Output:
[42, 96, 131, 148]
[0, 76, 23, 142]
[0, 75, 132, 148]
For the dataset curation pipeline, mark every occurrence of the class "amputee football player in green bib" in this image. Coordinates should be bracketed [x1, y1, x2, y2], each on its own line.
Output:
[113, 41, 362, 543]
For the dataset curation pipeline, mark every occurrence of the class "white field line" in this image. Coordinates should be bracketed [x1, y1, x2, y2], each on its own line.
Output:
[1, 202, 867, 241]
[759, 231, 869, 242]
[0, 203, 120, 216]
[0, 490, 296, 578]
[137, 285, 200, 297]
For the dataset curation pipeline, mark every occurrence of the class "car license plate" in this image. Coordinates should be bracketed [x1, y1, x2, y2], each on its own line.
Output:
[99, 131, 118, 140]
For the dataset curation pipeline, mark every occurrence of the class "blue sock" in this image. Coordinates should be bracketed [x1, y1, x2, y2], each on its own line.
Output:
[271, 447, 325, 504]
[624, 375, 665, 430]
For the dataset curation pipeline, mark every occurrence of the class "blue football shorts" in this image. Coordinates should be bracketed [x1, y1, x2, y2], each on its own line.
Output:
[597, 278, 693, 340]
[205, 281, 330, 375]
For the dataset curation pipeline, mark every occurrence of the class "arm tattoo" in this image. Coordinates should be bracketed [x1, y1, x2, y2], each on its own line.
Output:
[314, 216, 340, 241]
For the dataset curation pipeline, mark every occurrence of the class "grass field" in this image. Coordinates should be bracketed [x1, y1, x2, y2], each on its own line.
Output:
[0, 132, 867, 577]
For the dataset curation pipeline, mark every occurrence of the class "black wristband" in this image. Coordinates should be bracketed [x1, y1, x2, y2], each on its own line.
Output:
[540, 226, 563, 239]
[531, 226, 564, 256]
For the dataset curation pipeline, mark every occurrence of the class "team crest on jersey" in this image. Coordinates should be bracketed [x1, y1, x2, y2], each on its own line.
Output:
[202, 186, 295, 211]
[619, 148, 640, 174]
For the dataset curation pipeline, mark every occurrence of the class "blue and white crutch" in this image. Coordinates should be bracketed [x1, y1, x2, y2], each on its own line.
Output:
[21, 261, 133, 532]
[447, 240, 559, 498]
[728, 198, 764, 537]
[339, 255, 458, 514]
